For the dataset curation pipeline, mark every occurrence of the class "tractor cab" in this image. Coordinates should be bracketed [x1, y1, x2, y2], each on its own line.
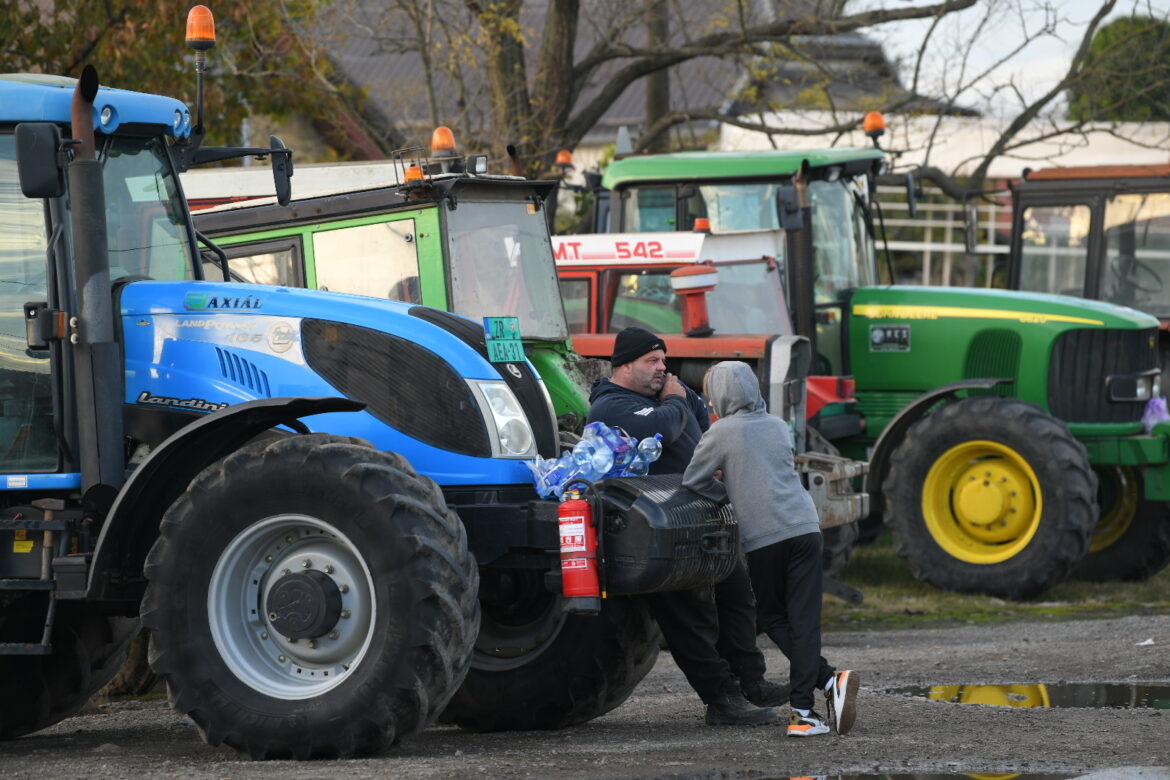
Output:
[600, 147, 886, 378]
[188, 136, 598, 425]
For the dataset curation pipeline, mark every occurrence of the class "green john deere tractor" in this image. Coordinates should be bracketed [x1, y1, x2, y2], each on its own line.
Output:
[585, 147, 1170, 598]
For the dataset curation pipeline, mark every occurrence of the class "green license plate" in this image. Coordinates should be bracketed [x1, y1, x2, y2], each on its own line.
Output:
[483, 316, 524, 363]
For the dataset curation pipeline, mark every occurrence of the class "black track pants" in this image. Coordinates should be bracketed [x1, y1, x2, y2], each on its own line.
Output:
[747, 532, 835, 710]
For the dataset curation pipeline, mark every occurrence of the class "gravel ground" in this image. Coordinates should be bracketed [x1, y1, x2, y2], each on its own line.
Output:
[1, 613, 1168, 779]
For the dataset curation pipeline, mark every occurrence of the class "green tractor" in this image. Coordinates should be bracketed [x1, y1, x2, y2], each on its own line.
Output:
[571, 145, 1170, 597]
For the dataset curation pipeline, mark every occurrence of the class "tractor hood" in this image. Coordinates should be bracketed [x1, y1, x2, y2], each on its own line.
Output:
[852, 285, 1158, 331]
[848, 285, 1159, 411]
[118, 281, 556, 486]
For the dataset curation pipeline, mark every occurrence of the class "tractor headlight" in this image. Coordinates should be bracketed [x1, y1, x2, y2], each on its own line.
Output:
[1107, 370, 1160, 403]
[470, 380, 536, 458]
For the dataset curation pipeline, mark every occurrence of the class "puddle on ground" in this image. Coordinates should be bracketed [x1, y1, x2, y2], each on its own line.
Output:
[885, 682, 1170, 709]
[812, 775, 1074, 780]
[822, 775, 1074, 780]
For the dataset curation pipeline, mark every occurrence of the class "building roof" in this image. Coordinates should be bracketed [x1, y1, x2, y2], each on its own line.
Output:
[317, 0, 971, 153]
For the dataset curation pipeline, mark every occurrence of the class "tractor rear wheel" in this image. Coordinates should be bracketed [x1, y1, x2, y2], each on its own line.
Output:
[883, 397, 1097, 599]
[0, 601, 137, 739]
[142, 434, 478, 759]
[440, 569, 659, 732]
[1072, 466, 1170, 582]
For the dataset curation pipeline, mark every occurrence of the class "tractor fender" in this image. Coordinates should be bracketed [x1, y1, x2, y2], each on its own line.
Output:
[864, 378, 1011, 513]
[88, 396, 364, 602]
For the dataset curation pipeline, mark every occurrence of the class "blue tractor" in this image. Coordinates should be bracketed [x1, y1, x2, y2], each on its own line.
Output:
[0, 15, 734, 759]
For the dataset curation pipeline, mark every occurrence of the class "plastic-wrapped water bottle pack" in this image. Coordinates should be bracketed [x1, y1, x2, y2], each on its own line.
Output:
[526, 421, 663, 500]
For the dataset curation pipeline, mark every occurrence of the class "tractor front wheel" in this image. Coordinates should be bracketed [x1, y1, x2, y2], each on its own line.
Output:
[142, 434, 479, 759]
[440, 568, 659, 732]
[883, 397, 1097, 599]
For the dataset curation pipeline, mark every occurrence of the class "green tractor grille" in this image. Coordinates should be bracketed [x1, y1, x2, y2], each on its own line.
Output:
[1048, 328, 1158, 423]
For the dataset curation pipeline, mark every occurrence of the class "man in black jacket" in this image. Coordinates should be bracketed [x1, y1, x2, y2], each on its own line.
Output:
[587, 326, 786, 725]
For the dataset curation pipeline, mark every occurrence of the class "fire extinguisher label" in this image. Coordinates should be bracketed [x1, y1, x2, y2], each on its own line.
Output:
[560, 515, 587, 552]
[562, 558, 589, 569]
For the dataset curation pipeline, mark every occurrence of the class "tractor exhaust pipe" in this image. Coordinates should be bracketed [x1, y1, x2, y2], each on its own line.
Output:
[69, 65, 126, 503]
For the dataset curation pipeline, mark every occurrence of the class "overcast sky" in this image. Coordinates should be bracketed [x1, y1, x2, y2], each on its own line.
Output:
[869, 0, 1170, 118]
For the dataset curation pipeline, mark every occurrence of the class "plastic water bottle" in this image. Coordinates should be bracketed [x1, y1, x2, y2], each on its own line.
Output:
[624, 434, 663, 476]
[596, 425, 635, 474]
[527, 454, 573, 498]
[571, 437, 614, 481]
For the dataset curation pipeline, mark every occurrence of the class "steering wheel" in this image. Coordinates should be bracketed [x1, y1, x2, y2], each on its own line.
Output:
[1119, 255, 1164, 295]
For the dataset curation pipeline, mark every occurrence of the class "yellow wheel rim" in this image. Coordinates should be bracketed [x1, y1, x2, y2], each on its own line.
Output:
[922, 440, 1042, 564]
[1089, 466, 1138, 554]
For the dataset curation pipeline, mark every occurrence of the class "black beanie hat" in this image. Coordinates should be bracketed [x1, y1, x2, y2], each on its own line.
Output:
[611, 326, 666, 367]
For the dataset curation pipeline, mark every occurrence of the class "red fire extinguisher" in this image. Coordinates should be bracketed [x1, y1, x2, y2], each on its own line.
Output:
[559, 490, 601, 613]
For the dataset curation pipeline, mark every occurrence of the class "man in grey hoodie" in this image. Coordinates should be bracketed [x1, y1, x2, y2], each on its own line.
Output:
[683, 360, 860, 737]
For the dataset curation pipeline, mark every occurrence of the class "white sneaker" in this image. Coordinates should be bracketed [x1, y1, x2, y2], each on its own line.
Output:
[786, 710, 829, 737]
[825, 670, 859, 735]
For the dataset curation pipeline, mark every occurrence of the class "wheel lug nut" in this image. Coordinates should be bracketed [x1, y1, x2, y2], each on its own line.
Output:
[281, 568, 291, 577]
[340, 584, 349, 594]
[329, 630, 340, 640]
[341, 609, 351, 619]
[285, 535, 294, 543]
[302, 559, 312, 569]
[261, 632, 269, 640]
[279, 655, 287, 662]
[324, 565, 334, 574]
[308, 639, 318, 649]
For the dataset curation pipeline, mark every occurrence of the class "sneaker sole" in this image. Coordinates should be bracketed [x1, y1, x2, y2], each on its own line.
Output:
[786, 725, 829, 737]
[832, 672, 859, 735]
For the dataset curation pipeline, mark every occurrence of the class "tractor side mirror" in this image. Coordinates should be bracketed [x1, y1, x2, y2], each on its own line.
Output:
[964, 201, 979, 254]
[269, 135, 293, 207]
[905, 172, 918, 219]
[777, 185, 803, 231]
[15, 123, 65, 199]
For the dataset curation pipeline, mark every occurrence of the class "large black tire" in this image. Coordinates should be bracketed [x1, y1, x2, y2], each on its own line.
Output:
[440, 583, 659, 732]
[883, 397, 1097, 599]
[1072, 466, 1170, 582]
[0, 601, 137, 738]
[142, 434, 479, 759]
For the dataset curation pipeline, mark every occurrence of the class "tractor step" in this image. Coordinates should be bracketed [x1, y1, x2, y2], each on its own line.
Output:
[0, 642, 52, 655]
[0, 578, 54, 590]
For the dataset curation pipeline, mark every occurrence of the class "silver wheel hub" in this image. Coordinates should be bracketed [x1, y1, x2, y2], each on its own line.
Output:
[208, 515, 374, 699]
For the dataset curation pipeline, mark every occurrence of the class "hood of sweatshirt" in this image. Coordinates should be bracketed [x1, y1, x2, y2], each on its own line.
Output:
[706, 361, 766, 418]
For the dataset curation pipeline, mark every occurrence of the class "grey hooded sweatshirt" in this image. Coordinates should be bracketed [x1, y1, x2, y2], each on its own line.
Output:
[682, 360, 820, 552]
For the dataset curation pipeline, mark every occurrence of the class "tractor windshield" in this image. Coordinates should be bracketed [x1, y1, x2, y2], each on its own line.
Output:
[607, 259, 791, 335]
[808, 178, 876, 303]
[98, 134, 195, 282]
[0, 132, 56, 470]
[1099, 192, 1170, 317]
[623, 177, 876, 300]
[447, 200, 569, 341]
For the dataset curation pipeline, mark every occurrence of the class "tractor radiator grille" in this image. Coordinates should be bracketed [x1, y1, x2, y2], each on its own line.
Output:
[301, 319, 491, 456]
[214, 348, 272, 397]
[1048, 328, 1157, 423]
[963, 329, 1020, 396]
[409, 306, 558, 459]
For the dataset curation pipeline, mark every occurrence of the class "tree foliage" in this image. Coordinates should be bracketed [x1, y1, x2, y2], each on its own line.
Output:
[0, 0, 374, 158]
[1067, 14, 1170, 121]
